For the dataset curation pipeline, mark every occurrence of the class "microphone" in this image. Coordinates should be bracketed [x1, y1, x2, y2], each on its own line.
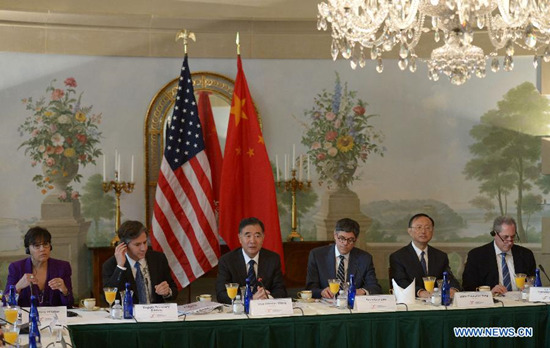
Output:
[257, 277, 265, 289]
[538, 264, 550, 283]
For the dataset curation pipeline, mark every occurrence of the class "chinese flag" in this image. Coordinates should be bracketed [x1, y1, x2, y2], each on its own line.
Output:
[219, 56, 285, 271]
[198, 91, 223, 209]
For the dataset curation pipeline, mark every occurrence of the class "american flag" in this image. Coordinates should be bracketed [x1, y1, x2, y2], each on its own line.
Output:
[151, 55, 220, 288]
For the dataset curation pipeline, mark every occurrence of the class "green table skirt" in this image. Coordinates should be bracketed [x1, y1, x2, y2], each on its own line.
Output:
[68, 305, 550, 348]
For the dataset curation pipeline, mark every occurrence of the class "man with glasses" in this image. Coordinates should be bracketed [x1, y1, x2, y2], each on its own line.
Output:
[306, 218, 382, 299]
[462, 216, 536, 295]
[390, 213, 460, 298]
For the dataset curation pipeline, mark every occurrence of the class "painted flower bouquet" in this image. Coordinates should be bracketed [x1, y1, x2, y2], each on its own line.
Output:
[301, 74, 385, 189]
[18, 78, 103, 200]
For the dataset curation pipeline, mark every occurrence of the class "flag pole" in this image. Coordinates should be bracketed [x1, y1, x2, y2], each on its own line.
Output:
[176, 29, 196, 55]
[236, 32, 240, 55]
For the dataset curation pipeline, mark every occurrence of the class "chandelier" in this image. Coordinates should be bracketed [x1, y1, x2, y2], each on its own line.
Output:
[317, 0, 550, 85]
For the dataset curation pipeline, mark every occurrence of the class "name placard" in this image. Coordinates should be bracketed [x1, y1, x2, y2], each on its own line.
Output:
[134, 303, 179, 322]
[529, 287, 550, 302]
[355, 295, 397, 312]
[249, 298, 293, 316]
[454, 291, 494, 308]
[21, 306, 67, 328]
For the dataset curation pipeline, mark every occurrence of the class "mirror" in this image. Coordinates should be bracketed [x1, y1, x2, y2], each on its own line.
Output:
[144, 71, 234, 228]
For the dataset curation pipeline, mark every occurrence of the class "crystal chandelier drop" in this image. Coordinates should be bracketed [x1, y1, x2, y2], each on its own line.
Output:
[317, 0, 550, 85]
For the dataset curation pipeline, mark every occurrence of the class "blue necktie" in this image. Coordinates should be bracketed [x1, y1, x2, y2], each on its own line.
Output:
[420, 251, 428, 275]
[501, 253, 512, 291]
[337, 255, 346, 283]
[247, 260, 257, 293]
[135, 262, 148, 304]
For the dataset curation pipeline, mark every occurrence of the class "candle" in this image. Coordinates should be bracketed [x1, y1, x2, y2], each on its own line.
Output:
[292, 144, 296, 170]
[117, 153, 121, 182]
[102, 154, 106, 182]
[307, 155, 310, 181]
[275, 155, 279, 182]
[284, 154, 288, 181]
[114, 149, 118, 175]
[299, 155, 303, 181]
[131, 155, 135, 183]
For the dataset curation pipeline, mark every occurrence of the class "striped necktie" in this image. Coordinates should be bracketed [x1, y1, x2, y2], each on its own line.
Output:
[501, 253, 512, 291]
[337, 255, 346, 283]
[247, 260, 257, 293]
[135, 261, 148, 304]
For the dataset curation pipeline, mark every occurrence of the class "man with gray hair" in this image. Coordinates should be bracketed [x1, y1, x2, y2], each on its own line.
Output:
[462, 216, 536, 295]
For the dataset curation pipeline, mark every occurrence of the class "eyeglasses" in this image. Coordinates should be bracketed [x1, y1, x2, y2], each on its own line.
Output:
[31, 242, 51, 249]
[336, 236, 356, 244]
[410, 225, 433, 232]
[495, 233, 518, 243]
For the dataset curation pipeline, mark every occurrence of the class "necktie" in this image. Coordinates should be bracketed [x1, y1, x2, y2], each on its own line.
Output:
[501, 253, 512, 291]
[135, 261, 148, 304]
[420, 251, 428, 275]
[247, 260, 257, 293]
[337, 255, 346, 283]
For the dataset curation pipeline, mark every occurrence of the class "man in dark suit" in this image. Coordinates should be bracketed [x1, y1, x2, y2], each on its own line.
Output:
[389, 213, 460, 298]
[102, 220, 178, 304]
[462, 216, 536, 295]
[216, 217, 287, 304]
[306, 218, 382, 299]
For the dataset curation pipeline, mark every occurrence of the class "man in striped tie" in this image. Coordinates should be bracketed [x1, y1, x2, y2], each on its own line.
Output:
[102, 221, 178, 304]
[462, 216, 536, 295]
[305, 218, 382, 299]
[389, 213, 461, 298]
[215, 217, 287, 304]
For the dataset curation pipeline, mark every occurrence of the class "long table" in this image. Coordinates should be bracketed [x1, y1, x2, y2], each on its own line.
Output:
[68, 298, 550, 348]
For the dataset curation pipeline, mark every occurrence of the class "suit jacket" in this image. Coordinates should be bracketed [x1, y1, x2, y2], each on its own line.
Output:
[389, 243, 461, 294]
[462, 242, 536, 291]
[102, 250, 178, 304]
[5, 257, 74, 307]
[215, 248, 287, 304]
[305, 244, 382, 298]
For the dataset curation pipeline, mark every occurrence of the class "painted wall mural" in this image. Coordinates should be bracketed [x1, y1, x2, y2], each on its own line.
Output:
[18, 77, 103, 201]
[301, 73, 385, 189]
[0, 52, 548, 260]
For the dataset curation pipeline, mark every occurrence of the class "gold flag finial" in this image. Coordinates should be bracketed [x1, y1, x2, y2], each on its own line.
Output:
[176, 30, 196, 55]
[236, 32, 240, 55]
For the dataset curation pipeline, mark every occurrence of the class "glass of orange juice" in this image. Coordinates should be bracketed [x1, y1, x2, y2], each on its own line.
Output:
[328, 279, 340, 306]
[515, 273, 527, 290]
[225, 283, 239, 309]
[3, 323, 19, 345]
[4, 306, 19, 324]
[423, 276, 436, 294]
[103, 287, 118, 311]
